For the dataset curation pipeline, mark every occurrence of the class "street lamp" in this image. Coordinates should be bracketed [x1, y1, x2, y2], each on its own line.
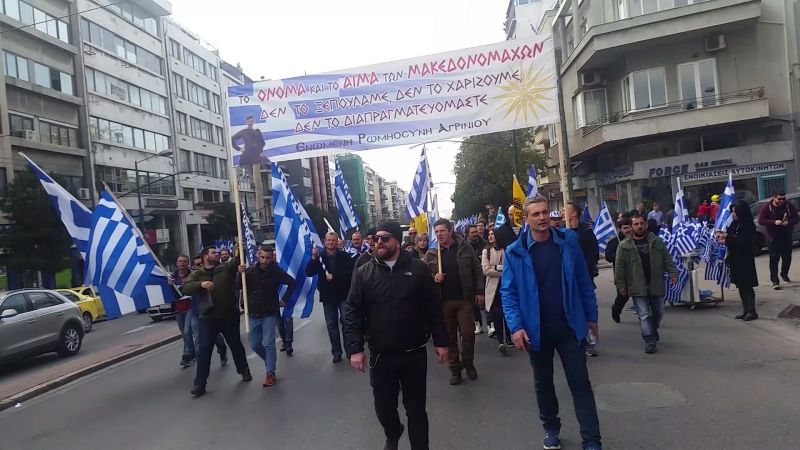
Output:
[134, 150, 173, 231]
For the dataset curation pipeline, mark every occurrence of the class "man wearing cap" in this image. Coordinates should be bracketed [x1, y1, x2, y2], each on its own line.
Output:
[231, 114, 266, 166]
[709, 196, 720, 224]
[345, 221, 448, 450]
[550, 210, 564, 228]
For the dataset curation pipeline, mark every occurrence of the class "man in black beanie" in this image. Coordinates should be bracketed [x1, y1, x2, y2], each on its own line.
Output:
[345, 221, 448, 450]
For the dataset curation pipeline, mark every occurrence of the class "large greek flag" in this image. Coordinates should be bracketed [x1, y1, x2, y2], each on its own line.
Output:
[526, 163, 539, 197]
[85, 190, 175, 318]
[593, 201, 616, 253]
[715, 173, 735, 230]
[272, 163, 319, 318]
[334, 158, 360, 233]
[241, 202, 258, 266]
[673, 179, 689, 229]
[405, 147, 432, 219]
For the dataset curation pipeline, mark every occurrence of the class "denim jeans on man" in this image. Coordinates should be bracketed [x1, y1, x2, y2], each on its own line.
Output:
[323, 301, 346, 357]
[530, 323, 601, 446]
[277, 316, 293, 344]
[248, 315, 279, 374]
[175, 311, 194, 360]
[632, 295, 665, 344]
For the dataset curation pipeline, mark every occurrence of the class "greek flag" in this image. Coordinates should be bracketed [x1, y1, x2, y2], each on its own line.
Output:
[671, 223, 697, 256]
[495, 207, 507, 229]
[405, 147, 432, 219]
[240, 202, 258, 266]
[673, 179, 689, 229]
[581, 204, 592, 225]
[85, 190, 176, 318]
[526, 163, 539, 197]
[428, 194, 440, 249]
[334, 158, 360, 233]
[703, 237, 731, 288]
[715, 173, 735, 230]
[272, 163, 319, 318]
[593, 202, 616, 253]
[658, 227, 690, 304]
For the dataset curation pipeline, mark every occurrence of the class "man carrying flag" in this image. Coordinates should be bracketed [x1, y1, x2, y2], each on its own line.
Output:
[183, 246, 252, 396]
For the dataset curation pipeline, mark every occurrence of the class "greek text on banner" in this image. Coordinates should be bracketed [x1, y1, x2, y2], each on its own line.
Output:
[681, 162, 786, 183]
[227, 37, 558, 164]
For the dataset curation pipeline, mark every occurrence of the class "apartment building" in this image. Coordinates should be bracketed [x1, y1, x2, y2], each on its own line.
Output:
[553, 0, 799, 216]
[1, 0, 88, 203]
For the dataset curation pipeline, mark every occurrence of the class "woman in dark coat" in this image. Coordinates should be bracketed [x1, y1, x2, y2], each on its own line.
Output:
[721, 200, 759, 321]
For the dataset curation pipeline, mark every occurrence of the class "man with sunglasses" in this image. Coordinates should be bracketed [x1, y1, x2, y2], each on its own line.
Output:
[345, 221, 448, 450]
[758, 191, 798, 289]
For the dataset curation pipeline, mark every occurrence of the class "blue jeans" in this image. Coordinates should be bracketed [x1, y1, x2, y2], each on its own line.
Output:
[175, 311, 194, 360]
[277, 316, 294, 344]
[323, 301, 346, 357]
[248, 315, 279, 374]
[529, 323, 601, 447]
[632, 296, 665, 344]
[187, 315, 227, 358]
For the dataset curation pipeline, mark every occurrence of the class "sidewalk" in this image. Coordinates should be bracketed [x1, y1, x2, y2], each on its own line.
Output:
[0, 326, 179, 411]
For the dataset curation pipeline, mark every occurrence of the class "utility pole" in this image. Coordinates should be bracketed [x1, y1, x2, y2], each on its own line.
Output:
[511, 129, 519, 180]
[554, 18, 575, 202]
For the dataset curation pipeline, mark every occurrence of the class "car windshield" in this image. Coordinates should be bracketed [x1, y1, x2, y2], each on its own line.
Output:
[59, 292, 79, 302]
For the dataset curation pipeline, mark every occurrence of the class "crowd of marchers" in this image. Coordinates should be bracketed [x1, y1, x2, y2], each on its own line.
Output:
[164, 191, 795, 450]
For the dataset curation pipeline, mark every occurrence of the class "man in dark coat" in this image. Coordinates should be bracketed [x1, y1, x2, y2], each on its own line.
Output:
[605, 218, 631, 323]
[231, 114, 265, 165]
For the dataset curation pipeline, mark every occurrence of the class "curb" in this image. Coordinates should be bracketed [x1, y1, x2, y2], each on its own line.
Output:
[0, 333, 180, 412]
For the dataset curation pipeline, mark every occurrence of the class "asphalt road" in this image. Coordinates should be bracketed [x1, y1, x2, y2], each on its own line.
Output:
[2, 265, 800, 450]
[0, 313, 176, 385]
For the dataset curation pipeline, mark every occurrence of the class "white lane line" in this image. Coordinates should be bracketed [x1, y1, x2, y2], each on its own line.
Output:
[121, 324, 159, 335]
[246, 319, 312, 359]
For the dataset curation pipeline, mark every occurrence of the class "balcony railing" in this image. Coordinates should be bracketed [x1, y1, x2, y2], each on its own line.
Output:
[582, 87, 765, 137]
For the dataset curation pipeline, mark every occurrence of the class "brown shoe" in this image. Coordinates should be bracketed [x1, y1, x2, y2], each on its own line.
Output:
[263, 373, 277, 387]
[465, 365, 478, 380]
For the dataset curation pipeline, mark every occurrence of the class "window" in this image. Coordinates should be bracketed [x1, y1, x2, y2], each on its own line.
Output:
[177, 112, 188, 135]
[172, 73, 185, 99]
[81, 18, 162, 75]
[39, 121, 76, 147]
[678, 58, 719, 109]
[761, 175, 787, 200]
[179, 150, 192, 172]
[106, 2, 158, 35]
[200, 189, 217, 203]
[169, 39, 181, 58]
[209, 65, 218, 81]
[3, 51, 28, 81]
[574, 89, 607, 128]
[4, 0, 20, 21]
[27, 292, 63, 309]
[189, 117, 218, 144]
[622, 67, 666, 112]
[183, 188, 195, 203]
[619, 0, 706, 19]
[9, 114, 34, 135]
[0, 294, 29, 314]
[182, 48, 208, 76]
[218, 159, 228, 180]
[186, 80, 210, 109]
[33, 63, 50, 88]
[211, 94, 221, 113]
[547, 123, 558, 145]
[195, 153, 218, 178]
[89, 116, 170, 152]
[85, 68, 166, 115]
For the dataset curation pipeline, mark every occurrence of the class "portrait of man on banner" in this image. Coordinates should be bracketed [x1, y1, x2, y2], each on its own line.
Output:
[231, 114, 266, 166]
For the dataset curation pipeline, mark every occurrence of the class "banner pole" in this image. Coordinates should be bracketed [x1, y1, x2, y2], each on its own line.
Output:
[231, 165, 250, 333]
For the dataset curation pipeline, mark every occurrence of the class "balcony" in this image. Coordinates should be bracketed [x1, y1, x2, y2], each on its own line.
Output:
[572, 87, 768, 157]
[564, 0, 761, 73]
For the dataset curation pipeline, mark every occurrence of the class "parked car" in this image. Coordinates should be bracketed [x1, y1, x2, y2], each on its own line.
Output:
[749, 193, 800, 255]
[0, 289, 85, 363]
[147, 303, 174, 322]
[56, 289, 105, 333]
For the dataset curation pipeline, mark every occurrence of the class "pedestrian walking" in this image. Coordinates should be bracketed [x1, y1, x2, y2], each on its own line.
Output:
[614, 216, 678, 354]
[647, 202, 664, 226]
[606, 218, 632, 323]
[344, 221, 448, 450]
[306, 231, 356, 363]
[721, 200, 759, 321]
[758, 191, 798, 289]
[238, 245, 296, 387]
[481, 229, 511, 354]
[425, 219, 485, 385]
[564, 202, 599, 356]
[466, 224, 487, 335]
[171, 255, 195, 367]
[501, 195, 602, 450]
[185, 255, 229, 368]
[183, 246, 252, 397]
[356, 227, 377, 268]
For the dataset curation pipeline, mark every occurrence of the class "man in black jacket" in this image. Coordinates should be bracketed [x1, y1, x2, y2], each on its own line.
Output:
[606, 218, 632, 323]
[356, 227, 377, 268]
[238, 245, 296, 387]
[345, 221, 448, 450]
[231, 114, 265, 166]
[306, 231, 356, 363]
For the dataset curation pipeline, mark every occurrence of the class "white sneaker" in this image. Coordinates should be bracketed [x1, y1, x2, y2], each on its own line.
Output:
[487, 323, 496, 337]
[474, 322, 483, 335]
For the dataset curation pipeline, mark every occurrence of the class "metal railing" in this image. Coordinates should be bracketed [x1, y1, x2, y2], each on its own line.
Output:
[582, 87, 766, 136]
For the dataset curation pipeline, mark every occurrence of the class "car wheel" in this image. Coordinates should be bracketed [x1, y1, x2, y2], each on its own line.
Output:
[82, 312, 93, 333]
[57, 323, 83, 357]
[151, 316, 164, 322]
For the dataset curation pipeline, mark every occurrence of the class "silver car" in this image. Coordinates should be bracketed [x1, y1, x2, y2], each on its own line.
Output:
[0, 289, 85, 363]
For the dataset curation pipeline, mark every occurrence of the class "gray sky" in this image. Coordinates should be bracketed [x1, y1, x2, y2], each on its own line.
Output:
[169, 0, 509, 218]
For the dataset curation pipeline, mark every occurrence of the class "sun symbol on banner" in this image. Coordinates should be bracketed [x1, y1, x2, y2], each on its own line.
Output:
[495, 63, 555, 124]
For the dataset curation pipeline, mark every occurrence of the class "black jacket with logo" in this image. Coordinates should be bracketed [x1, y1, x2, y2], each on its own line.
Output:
[306, 249, 355, 304]
[240, 263, 296, 318]
[344, 251, 448, 356]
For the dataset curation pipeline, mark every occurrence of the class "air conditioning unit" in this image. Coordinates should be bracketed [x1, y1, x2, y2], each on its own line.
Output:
[580, 71, 602, 87]
[704, 34, 726, 52]
[78, 188, 91, 200]
[15, 130, 39, 140]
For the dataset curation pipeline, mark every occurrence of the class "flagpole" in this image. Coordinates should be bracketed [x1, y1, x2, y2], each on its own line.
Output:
[231, 165, 251, 332]
[101, 182, 181, 297]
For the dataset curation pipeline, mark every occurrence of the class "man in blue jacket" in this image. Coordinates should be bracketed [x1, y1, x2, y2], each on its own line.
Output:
[502, 195, 602, 450]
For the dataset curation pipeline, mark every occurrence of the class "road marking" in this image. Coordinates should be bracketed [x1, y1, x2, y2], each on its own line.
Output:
[121, 324, 160, 335]
[246, 319, 312, 359]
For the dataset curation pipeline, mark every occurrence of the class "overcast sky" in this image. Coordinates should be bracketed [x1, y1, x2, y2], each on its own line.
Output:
[169, 0, 509, 218]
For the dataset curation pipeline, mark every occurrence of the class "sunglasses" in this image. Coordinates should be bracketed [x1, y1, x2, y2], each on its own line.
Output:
[375, 235, 393, 243]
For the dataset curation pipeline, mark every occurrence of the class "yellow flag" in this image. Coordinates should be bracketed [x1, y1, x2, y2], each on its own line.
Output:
[512, 174, 526, 227]
[409, 213, 428, 237]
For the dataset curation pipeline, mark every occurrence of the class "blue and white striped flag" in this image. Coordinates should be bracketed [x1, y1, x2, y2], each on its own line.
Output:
[240, 202, 258, 266]
[658, 226, 690, 304]
[405, 147, 432, 219]
[334, 158, 360, 233]
[428, 194, 440, 249]
[593, 202, 616, 253]
[85, 190, 176, 318]
[671, 223, 697, 256]
[526, 163, 539, 198]
[715, 173, 735, 230]
[673, 179, 689, 229]
[495, 207, 508, 229]
[272, 163, 319, 319]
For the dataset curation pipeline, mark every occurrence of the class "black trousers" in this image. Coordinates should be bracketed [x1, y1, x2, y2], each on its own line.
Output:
[370, 347, 429, 450]
[769, 239, 793, 282]
[195, 316, 249, 387]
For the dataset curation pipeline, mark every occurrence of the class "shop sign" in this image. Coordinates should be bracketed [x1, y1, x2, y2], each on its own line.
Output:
[146, 198, 178, 209]
[156, 229, 170, 244]
[648, 164, 689, 178]
[695, 158, 735, 170]
[682, 162, 785, 183]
